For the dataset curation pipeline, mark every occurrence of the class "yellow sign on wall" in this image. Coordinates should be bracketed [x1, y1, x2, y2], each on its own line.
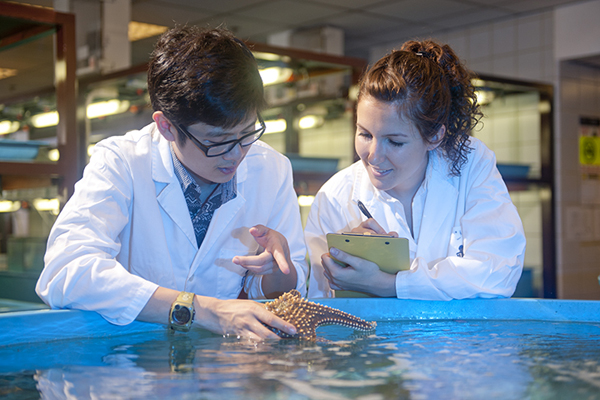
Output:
[579, 136, 600, 165]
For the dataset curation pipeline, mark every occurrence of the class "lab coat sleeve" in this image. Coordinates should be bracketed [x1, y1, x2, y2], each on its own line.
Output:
[243, 152, 309, 298]
[395, 150, 526, 300]
[305, 187, 353, 298]
[36, 144, 159, 325]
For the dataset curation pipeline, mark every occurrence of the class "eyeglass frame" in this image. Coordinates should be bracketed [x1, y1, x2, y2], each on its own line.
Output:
[174, 114, 266, 157]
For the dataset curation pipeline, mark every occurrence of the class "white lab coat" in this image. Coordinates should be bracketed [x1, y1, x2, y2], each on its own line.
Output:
[305, 137, 525, 300]
[36, 123, 308, 325]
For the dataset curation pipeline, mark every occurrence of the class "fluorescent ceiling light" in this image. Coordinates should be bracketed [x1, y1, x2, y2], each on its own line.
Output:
[33, 198, 60, 215]
[264, 119, 286, 134]
[31, 99, 131, 128]
[48, 149, 60, 161]
[475, 90, 495, 106]
[0, 120, 20, 135]
[87, 99, 130, 119]
[298, 115, 324, 130]
[253, 51, 285, 62]
[31, 111, 59, 128]
[259, 67, 293, 86]
[0, 201, 20, 213]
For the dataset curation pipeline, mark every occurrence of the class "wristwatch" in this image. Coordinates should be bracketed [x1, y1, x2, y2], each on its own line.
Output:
[169, 291, 195, 332]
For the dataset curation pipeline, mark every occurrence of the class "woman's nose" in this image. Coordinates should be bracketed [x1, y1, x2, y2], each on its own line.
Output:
[367, 139, 384, 164]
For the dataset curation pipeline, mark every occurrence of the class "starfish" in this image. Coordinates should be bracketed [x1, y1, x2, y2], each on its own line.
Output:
[263, 289, 377, 340]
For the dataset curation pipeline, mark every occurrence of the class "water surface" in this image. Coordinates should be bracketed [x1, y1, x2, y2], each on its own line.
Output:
[1, 320, 599, 399]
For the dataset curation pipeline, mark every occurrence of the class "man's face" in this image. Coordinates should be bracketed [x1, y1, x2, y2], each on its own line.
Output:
[170, 115, 258, 186]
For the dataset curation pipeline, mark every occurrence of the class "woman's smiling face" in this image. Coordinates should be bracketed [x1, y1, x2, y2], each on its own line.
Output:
[355, 97, 442, 200]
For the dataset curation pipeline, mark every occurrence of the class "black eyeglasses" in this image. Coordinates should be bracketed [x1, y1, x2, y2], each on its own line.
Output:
[176, 115, 266, 157]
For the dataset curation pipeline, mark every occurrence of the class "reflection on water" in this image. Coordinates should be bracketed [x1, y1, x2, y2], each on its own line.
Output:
[1, 320, 600, 399]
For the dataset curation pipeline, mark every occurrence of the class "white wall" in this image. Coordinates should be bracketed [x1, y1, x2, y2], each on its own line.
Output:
[555, 0, 600, 60]
[370, 11, 556, 84]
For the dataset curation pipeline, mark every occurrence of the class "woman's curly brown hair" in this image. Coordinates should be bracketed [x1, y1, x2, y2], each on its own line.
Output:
[358, 39, 482, 176]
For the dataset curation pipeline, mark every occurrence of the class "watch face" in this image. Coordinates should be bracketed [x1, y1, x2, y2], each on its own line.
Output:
[172, 305, 191, 325]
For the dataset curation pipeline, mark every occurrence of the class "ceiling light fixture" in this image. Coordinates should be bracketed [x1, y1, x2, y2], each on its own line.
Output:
[31, 111, 59, 128]
[48, 149, 60, 161]
[298, 115, 324, 130]
[264, 118, 287, 134]
[0, 200, 20, 213]
[475, 89, 495, 106]
[259, 67, 293, 86]
[86, 99, 130, 119]
[33, 198, 60, 215]
[0, 120, 20, 135]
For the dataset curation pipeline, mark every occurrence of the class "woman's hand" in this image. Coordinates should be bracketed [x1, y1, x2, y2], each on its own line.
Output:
[322, 247, 396, 297]
[233, 225, 292, 275]
[351, 219, 399, 237]
[196, 295, 296, 341]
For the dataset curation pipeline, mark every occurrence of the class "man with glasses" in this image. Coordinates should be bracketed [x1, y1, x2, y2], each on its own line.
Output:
[37, 26, 307, 340]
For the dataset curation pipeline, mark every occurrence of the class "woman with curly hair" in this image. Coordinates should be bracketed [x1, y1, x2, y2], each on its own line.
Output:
[305, 39, 526, 299]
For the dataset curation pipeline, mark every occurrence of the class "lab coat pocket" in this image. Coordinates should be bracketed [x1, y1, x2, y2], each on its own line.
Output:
[449, 226, 464, 257]
[215, 248, 252, 299]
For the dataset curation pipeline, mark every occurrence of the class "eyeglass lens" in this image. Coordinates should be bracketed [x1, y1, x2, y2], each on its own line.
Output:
[205, 123, 264, 156]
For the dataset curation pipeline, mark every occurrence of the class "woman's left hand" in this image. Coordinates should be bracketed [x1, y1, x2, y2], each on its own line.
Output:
[232, 225, 292, 275]
[322, 247, 396, 297]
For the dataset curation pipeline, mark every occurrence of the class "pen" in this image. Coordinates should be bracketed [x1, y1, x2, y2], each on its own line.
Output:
[357, 200, 374, 220]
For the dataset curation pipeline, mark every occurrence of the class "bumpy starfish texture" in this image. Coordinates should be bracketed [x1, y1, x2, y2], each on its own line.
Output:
[263, 289, 377, 340]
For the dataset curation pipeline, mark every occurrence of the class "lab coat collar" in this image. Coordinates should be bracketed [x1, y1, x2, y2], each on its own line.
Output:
[148, 122, 250, 250]
[150, 124, 197, 248]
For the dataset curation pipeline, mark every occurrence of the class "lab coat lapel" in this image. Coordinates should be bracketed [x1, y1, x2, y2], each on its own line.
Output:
[152, 133, 197, 249]
[187, 160, 248, 277]
[416, 165, 458, 258]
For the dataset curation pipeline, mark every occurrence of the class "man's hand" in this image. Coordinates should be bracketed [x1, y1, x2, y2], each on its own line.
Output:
[232, 225, 292, 275]
[137, 287, 296, 340]
[197, 296, 296, 341]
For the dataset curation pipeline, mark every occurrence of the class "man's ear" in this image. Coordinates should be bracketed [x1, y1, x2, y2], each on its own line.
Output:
[153, 111, 176, 142]
[428, 125, 446, 151]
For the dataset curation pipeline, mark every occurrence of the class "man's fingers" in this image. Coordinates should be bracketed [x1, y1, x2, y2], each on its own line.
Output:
[261, 310, 297, 337]
[249, 224, 268, 237]
[249, 224, 269, 247]
[233, 252, 273, 268]
[272, 248, 290, 274]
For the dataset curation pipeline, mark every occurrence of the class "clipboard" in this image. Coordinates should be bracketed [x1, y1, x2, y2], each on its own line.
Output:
[326, 233, 410, 297]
